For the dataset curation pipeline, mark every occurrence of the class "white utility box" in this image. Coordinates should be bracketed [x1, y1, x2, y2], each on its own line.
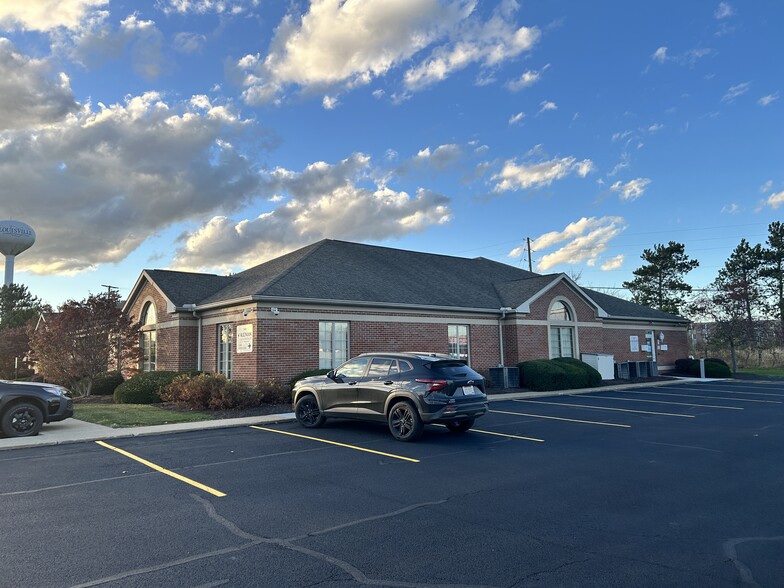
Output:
[581, 353, 615, 380]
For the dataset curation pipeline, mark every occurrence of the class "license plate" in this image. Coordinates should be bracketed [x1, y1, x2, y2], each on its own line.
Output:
[461, 386, 477, 395]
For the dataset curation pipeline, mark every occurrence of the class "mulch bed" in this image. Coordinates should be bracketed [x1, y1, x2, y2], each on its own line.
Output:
[72, 394, 292, 419]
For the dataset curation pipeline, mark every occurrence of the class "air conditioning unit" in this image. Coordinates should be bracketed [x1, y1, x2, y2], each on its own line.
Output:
[614, 362, 630, 380]
[488, 367, 520, 391]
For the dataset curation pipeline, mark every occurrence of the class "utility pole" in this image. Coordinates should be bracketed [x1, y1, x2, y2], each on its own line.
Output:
[101, 284, 119, 294]
[527, 237, 533, 272]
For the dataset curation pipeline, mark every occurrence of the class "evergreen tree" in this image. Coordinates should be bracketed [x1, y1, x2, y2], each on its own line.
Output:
[622, 241, 699, 315]
[0, 284, 43, 330]
[761, 221, 784, 342]
[714, 238, 765, 333]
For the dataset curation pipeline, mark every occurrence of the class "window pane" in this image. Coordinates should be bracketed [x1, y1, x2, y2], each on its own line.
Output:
[560, 328, 574, 358]
[549, 301, 571, 321]
[319, 322, 349, 369]
[448, 324, 469, 361]
[368, 358, 394, 377]
[336, 358, 368, 379]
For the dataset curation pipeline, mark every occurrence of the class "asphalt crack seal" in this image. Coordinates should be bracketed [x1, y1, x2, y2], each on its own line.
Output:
[69, 494, 495, 588]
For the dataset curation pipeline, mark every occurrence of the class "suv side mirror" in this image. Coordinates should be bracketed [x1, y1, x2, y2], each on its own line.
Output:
[326, 370, 336, 380]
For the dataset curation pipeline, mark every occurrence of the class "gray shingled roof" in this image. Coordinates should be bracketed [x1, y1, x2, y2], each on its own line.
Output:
[140, 239, 686, 322]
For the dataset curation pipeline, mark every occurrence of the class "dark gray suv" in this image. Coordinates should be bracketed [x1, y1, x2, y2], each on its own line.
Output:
[0, 380, 73, 437]
[292, 352, 488, 441]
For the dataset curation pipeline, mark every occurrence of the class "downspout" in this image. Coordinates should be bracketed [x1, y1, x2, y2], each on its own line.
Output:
[498, 307, 512, 367]
[183, 304, 202, 371]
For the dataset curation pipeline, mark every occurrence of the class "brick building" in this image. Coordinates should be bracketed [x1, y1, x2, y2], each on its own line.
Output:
[122, 239, 690, 384]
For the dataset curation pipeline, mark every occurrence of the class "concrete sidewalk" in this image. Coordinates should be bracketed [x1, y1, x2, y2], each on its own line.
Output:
[0, 377, 706, 451]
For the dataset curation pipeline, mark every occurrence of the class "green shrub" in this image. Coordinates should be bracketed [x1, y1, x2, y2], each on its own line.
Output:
[688, 360, 732, 378]
[674, 358, 696, 374]
[552, 357, 602, 387]
[88, 371, 124, 396]
[255, 379, 291, 404]
[289, 369, 331, 387]
[518, 360, 571, 391]
[114, 371, 181, 404]
[161, 373, 266, 410]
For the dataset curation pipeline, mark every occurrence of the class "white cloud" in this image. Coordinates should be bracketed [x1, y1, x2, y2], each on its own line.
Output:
[173, 32, 207, 54]
[237, 0, 539, 104]
[760, 180, 773, 193]
[322, 95, 339, 110]
[647, 123, 664, 132]
[0, 0, 106, 32]
[767, 191, 784, 210]
[715, 2, 734, 19]
[508, 111, 525, 125]
[651, 46, 668, 63]
[171, 154, 452, 270]
[538, 100, 557, 114]
[414, 143, 462, 170]
[0, 39, 80, 130]
[722, 82, 750, 103]
[492, 155, 595, 193]
[159, 0, 259, 15]
[512, 216, 626, 271]
[759, 92, 779, 106]
[506, 63, 549, 91]
[600, 255, 624, 271]
[610, 177, 651, 201]
[1, 91, 263, 274]
[721, 203, 741, 214]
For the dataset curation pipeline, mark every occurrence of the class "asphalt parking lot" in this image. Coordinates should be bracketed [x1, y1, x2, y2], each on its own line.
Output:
[2, 379, 783, 587]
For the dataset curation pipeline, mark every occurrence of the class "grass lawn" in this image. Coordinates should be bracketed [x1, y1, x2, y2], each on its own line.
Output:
[74, 404, 214, 428]
[736, 367, 784, 378]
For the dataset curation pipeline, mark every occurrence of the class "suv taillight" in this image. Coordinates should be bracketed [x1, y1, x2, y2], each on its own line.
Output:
[416, 379, 448, 394]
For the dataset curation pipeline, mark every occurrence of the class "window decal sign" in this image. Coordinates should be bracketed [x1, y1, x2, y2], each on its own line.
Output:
[629, 335, 639, 353]
[237, 324, 253, 353]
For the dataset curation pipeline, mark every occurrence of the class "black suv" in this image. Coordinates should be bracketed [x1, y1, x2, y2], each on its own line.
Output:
[292, 352, 488, 441]
[0, 380, 73, 438]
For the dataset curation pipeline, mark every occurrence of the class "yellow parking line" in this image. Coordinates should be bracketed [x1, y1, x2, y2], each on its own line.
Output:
[579, 395, 744, 410]
[433, 423, 544, 442]
[490, 409, 630, 428]
[95, 441, 226, 497]
[250, 426, 420, 463]
[513, 399, 695, 418]
[624, 389, 781, 404]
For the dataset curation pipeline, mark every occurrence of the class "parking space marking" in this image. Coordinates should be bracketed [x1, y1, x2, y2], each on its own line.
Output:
[673, 386, 784, 398]
[622, 389, 782, 404]
[490, 409, 630, 428]
[249, 426, 420, 463]
[432, 424, 544, 442]
[576, 395, 744, 410]
[95, 441, 226, 497]
[513, 399, 695, 418]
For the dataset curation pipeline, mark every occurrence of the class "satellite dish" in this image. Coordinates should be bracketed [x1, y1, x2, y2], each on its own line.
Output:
[0, 220, 36, 286]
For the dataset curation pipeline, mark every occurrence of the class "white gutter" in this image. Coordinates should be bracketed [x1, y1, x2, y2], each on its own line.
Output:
[498, 307, 512, 367]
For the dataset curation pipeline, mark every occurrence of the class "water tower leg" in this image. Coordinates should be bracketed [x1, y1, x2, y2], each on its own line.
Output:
[4, 255, 13, 286]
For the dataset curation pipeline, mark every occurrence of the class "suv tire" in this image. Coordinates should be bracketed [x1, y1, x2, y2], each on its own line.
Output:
[295, 394, 326, 428]
[2, 402, 44, 438]
[388, 400, 423, 442]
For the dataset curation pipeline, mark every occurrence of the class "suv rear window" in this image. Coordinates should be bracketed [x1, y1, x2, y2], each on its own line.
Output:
[427, 361, 482, 379]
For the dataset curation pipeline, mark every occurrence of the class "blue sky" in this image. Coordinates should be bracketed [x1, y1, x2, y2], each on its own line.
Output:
[0, 0, 781, 308]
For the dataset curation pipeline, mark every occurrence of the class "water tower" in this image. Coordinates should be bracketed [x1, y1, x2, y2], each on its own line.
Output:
[0, 220, 36, 286]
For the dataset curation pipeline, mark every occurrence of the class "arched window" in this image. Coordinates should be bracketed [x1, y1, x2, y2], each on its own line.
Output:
[140, 301, 157, 372]
[549, 301, 572, 322]
[549, 300, 575, 358]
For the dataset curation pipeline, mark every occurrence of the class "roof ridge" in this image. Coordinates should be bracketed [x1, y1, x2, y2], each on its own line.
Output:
[253, 240, 330, 296]
[147, 268, 223, 278]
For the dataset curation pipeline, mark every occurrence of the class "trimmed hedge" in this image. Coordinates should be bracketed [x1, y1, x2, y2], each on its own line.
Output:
[552, 357, 602, 387]
[674, 357, 732, 377]
[688, 360, 732, 378]
[518, 358, 604, 391]
[160, 373, 291, 410]
[113, 371, 182, 404]
[88, 371, 124, 396]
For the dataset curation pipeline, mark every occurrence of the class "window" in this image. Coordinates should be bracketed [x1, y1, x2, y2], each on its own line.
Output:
[335, 357, 369, 379]
[218, 324, 233, 378]
[140, 302, 157, 372]
[368, 358, 395, 377]
[549, 300, 575, 358]
[319, 321, 348, 369]
[448, 325, 469, 362]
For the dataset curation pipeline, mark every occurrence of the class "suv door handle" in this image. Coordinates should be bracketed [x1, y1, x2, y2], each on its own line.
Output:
[348, 381, 358, 385]
[383, 381, 394, 385]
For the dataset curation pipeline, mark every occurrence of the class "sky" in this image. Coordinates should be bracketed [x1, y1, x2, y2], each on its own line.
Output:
[0, 0, 782, 308]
